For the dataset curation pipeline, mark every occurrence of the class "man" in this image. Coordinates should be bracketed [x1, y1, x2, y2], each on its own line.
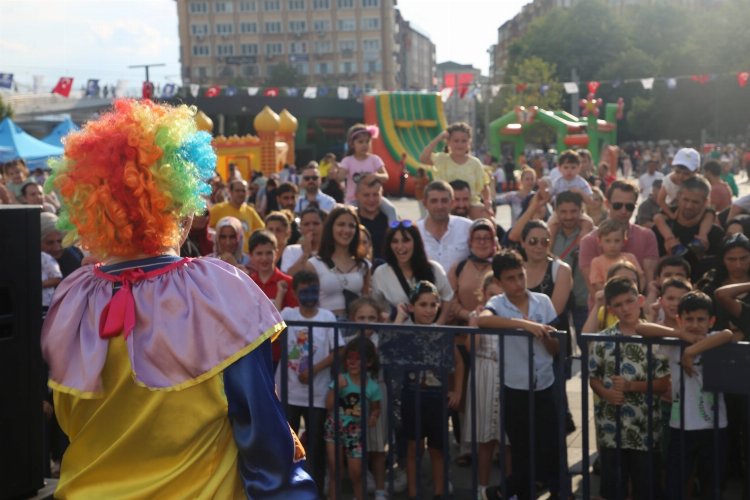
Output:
[416, 180, 473, 273]
[294, 163, 336, 214]
[653, 176, 725, 282]
[209, 179, 265, 253]
[635, 178, 662, 228]
[580, 180, 660, 296]
[20, 181, 55, 213]
[638, 158, 664, 199]
[275, 181, 301, 244]
[355, 177, 390, 261]
[449, 179, 471, 218]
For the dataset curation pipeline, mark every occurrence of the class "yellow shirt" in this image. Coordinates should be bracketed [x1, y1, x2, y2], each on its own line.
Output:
[430, 152, 487, 203]
[209, 202, 265, 252]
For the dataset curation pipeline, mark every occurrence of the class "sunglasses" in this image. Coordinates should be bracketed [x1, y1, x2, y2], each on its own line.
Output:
[390, 219, 413, 229]
[611, 202, 636, 212]
[303, 175, 319, 181]
[526, 237, 550, 247]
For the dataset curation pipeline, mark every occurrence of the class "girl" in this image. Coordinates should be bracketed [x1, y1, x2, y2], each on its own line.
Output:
[495, 166, 536, 225]
[586, 186, 608, 226]
[337, 124, 389, 203]
[305, 205, 370, 318]
[325, 337, 382, 500]
[210, 216, 252, 273]
[420, 122, 491, 208]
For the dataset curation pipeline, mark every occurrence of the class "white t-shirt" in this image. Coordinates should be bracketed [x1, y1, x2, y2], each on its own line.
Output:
[307, 256, 367, 313]
[549, 175, 592, 199]
[280, 244, 304, 274]
[371, 260, 454, 310]
[416, 215, 472, 273]
[639, 171, 664, 199]
[340, 154, 385, 203]
[41, 251, 62, 307]
[276, 307, 343, 408]
[664, 332, 727, 431]
[662, 173, 681, 205]
[733, 194, 750, 213]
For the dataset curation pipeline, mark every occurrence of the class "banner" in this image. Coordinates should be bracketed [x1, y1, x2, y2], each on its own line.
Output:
[85, 79, 100, 97]
[641, 78, 654, 90]
[303, 86, 317, 98]
[161, 83, 177, 98]
[247, 87, 259, 96]
[337, 86, 349, 100]
[440, 87, 453, 103]
[52, 77, 74, 97]
[263, 87, 279, 97]
[204, 86, 221, 97]
[0, 73, 13, 89]
[563, 82, 579, 94]
[189, 83, 200, 98]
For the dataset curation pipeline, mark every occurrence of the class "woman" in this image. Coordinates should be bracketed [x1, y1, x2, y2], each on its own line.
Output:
[282, 205, 326, 276]
[370, 220, 453, 321]
[726, 214, 750, 236]
[495, 166, 536, 226]
[448, 218, 498, 324]
[265, 211, 292, 268]
[698, 233, 750, 329]
[586, 186, 608, 226]
[305, 205, 369, 318]
[211, 216, 252, 273]
[181, 209, 213, 257]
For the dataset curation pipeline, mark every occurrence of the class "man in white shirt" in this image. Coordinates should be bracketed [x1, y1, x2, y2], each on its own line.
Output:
[638, 159, 664, 199]
[416, 180, 473, 273]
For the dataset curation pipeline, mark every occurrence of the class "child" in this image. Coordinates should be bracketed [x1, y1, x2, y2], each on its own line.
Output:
[589, 276, 670, 500]
[347, 297, 388, 500]
[420, 122, 491, 207]
[636, 291, 739, 500]
[642, 255, 692, 323]
[379, 280, 464, 499]
[543, 150, 595, 245]
[278, 270, 345, 498]
[581, 261, 642, 339]
[3, 158, 28, 199]
[337, 124, 389, 203]
[588, 219, 645, 293]
[495, 166, 536, 225]
[41, 251, 62, 308]
[477, 250, 564, 500]
[325, 337, 382, 500]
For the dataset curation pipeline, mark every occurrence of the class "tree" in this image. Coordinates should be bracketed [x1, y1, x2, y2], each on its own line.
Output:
[0, 94, 13, 121]
[264, 64, 302, 87]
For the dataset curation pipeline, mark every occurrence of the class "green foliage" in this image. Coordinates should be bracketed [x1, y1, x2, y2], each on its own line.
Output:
[0, 94, 13, 121]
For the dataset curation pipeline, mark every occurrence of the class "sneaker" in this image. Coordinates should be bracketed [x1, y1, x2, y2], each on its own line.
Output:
[366, 470, 376, 494]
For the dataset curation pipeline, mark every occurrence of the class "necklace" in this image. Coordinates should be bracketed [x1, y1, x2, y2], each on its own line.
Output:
[334, 261, 358, 288]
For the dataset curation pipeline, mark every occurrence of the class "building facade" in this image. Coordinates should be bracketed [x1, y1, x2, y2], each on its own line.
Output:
[176, 0, 426, 91]
[395, 12, 436, 90]
[436, 61, 481, 128]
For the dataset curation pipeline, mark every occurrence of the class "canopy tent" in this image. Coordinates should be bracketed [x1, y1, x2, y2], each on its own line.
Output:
[42, 117, 79, 147]
[0, 117, 63, 168]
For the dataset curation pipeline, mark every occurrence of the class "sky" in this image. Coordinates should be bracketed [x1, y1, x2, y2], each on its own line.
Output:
[0, 0, 528, 91]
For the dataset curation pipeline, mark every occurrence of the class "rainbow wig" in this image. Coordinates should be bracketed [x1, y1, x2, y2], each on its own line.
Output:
[47, 100, 216, 258]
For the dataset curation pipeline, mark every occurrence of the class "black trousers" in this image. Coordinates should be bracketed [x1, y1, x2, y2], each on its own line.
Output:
[599, 448, 660, 499]
[666, 428, 727, 500]
[287, 404, 327, 498]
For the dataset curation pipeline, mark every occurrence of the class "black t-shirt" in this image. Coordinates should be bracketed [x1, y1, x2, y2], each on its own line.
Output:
[56, 246, 84, 278]
[359, 210, 388, 260]
[653, 221, 725, 282]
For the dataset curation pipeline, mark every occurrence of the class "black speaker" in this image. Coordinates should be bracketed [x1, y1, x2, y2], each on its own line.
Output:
[0, 206, 44, 499]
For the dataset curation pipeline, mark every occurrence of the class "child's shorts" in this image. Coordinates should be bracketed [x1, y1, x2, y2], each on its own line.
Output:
[401, 387, 446, 451]
[324, 414, 364, 458]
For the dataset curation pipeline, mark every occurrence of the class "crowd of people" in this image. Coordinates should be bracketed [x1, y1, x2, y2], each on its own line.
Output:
[5, 110, 750, 499]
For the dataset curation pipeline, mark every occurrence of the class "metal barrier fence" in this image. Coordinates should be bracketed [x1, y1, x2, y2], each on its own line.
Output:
[279, 320, 570, 499]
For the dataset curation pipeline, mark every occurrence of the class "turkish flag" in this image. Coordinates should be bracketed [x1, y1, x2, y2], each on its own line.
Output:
[204, 86, 221, 97]
[52, 77, 74, 97]
[142, 81, 154, 99]
[264, 87, 279, 97]
[515, 83, 528, 93]
[691, 74, 710, 85]
[737, 72, 750, 88]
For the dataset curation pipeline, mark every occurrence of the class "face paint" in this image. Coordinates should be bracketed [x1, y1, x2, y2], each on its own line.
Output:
[297, 285, 320, 308]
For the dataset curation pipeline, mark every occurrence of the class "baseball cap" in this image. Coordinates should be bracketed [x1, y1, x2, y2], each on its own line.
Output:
[673, 148, 700, 172]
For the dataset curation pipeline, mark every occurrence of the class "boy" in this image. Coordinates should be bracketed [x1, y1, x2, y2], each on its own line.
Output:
[248, 230, 297, 312]
[643, 256, 692, 321]
[636, 292, 738, 500]
[589, 277, 670, 500]
[543, 150, 595, 245]
[588, 219, 645, 292]
[277, 270, 345, 498]
[477, 250, 565, 500]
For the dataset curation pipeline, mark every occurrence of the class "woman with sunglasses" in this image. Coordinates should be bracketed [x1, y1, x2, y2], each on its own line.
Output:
[371, 220, 454, 322]
[306, 205, 370, 318]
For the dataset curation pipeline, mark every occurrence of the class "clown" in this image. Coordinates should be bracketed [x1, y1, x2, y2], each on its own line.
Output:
[42, 100, 317, 498]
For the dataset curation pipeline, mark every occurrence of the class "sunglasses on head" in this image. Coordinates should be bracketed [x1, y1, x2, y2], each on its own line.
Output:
[303, 175, 319, 181]
[611, 202, 636, 212]
[526, 236, 550, 247]
[390, 219, 413, 229]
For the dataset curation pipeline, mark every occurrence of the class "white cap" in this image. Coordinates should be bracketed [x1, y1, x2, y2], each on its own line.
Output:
[673, 148, 700, 172]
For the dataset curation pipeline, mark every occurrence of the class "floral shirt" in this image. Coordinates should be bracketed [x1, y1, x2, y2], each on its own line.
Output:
[589, 323, 669, 451]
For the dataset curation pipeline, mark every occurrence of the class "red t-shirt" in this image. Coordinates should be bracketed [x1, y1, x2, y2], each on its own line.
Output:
[251, 268, 298, 362]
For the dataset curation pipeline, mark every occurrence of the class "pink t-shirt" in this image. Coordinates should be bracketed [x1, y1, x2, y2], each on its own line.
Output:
[579, 222, 658, 274]
[589, 252, 643, 288]
[340, 154, 385, 202]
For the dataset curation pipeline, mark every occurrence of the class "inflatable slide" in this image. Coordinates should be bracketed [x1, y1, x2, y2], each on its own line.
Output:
[364, 92, 448, 196]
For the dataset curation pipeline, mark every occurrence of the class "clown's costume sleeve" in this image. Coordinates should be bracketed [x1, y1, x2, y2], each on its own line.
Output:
[42, 255, 317, 499]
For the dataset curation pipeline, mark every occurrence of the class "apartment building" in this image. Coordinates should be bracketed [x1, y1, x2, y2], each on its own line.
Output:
[176, 0, 406, 90]
[395, 12, 436, 90]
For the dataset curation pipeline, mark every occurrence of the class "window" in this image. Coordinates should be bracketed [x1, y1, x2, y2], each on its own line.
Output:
[214, 1, 233, 12]
[313, 20, 330, 32]
[315, 62, 332, 74]
[239, 1, 257, 11]
[191, 24, 209, 36]
[362, 0, 378, 6]
[339, 61, 357, 74]
[265, 43, 284, 55]
[263, 0, 280, 10]
[361, 17, 379, 30]
[217, 44, 234, 56]
[289, 20, 307, 33]
[337, 0, 354, 7]
[194, 66, 209, 78]
[289, 41, 308, 53]
[337, 18, 355, 31]
[365, 60, 381, 72]
[192, 44, 210, 56]
[313, 40, 332, 53]
[264, 21, 283, 33]
[313, 0, 330, 9]
[215, 23, 234, 35]
[288, 0, 306, 9]
[362, 39, 380, 51]
[338, 39, 355, 52]
[240, 22, 257, 33]
[241, 43, 259, 55]
[292, 62, 309, 74]
[189, 2, 208, 13]
[243, 65, 260, 77]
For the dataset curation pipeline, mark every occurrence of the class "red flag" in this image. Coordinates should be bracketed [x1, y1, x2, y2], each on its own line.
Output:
[52, 77, 74, 97]
[588, 81, 600, 95]
[264, 87, 279, 97]
[738, 72, 750, 88]
[204, 86, 221, 97]
[515, 83, 528, 93]
[142, 81, 154, 99]
[690, 74, 710, 85]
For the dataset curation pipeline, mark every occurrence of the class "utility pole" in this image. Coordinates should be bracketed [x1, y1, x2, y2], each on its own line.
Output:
[128, 63, 166, 83]
[571, 68, 580, 117]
